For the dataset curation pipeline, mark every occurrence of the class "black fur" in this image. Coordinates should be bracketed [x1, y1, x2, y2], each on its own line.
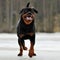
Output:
[17, 3, 38, 51]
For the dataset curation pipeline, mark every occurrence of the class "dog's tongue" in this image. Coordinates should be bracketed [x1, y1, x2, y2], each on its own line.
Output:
[26, 17, 32, 20]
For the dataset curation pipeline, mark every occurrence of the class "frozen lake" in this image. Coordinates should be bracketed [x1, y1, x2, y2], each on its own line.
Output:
[0, 33, 60, 60]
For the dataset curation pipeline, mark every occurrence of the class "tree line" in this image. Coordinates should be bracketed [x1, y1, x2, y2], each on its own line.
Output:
[0, 0, 60, 33]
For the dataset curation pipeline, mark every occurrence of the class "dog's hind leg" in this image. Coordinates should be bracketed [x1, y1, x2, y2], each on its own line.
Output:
[21, 38, 27, 50]
[19, 34, 28, 50]
[23, 42, 28, 50]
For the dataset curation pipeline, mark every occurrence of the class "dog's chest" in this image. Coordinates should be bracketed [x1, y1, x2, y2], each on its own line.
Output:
[17, 19, 35, 35]
[20, 20, 35, 33]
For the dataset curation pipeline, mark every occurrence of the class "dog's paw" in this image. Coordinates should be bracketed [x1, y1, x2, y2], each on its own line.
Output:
[23, 47, 28, 50]
[33, 53, 36, 56]
[18, 53, 23, 56]
[28, 53, 33, 58]
[28, 53, 36, 57]
[28, 49, 36, 57]
[28, 50, 33, 57]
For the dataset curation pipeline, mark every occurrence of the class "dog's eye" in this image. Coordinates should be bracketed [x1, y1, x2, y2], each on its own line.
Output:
[30, 11, 34, 14]
[24, 10, 28, 13]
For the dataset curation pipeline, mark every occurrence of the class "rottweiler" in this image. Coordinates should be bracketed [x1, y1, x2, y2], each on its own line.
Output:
[17, 2, 38, 57]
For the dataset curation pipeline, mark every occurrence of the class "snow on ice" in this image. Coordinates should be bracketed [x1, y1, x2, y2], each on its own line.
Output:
[0, 33, 60, 60]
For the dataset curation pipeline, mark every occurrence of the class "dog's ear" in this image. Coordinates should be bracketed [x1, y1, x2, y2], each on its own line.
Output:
[26, 2, 30, 7]
[19, 9, 24, 14]
[33, 8, 38, 14]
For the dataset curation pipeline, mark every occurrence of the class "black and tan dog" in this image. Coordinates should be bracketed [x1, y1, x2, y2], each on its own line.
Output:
[17, 2, 38, 57]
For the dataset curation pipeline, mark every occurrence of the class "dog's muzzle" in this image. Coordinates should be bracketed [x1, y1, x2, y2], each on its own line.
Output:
[26, 12, 33, 20]
[26, 17, 32, 20]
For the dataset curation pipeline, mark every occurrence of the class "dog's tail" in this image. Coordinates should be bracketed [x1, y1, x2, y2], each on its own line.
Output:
[26, 2, 30, 7]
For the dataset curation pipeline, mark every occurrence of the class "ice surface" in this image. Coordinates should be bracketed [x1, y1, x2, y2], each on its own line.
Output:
[0, 33, 60, 60]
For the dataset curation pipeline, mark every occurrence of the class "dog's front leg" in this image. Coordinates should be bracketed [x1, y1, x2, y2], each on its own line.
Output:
[18, 38, 24, 56]
[28, 42, 36, 57]
[28, 34, 36, 57]
[29, 42, 34, 57]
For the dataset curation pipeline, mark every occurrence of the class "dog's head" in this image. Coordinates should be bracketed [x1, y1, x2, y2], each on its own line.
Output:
[19, 2, 38, 25]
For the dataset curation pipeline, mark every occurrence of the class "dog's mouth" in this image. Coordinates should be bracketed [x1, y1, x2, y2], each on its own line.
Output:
[24, 16, 33, 24]
[26, 16, 33, 20]
[22, 13, 34, 25]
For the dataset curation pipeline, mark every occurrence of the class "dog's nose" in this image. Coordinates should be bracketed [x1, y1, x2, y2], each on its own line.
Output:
[28, 12, 32, 15]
